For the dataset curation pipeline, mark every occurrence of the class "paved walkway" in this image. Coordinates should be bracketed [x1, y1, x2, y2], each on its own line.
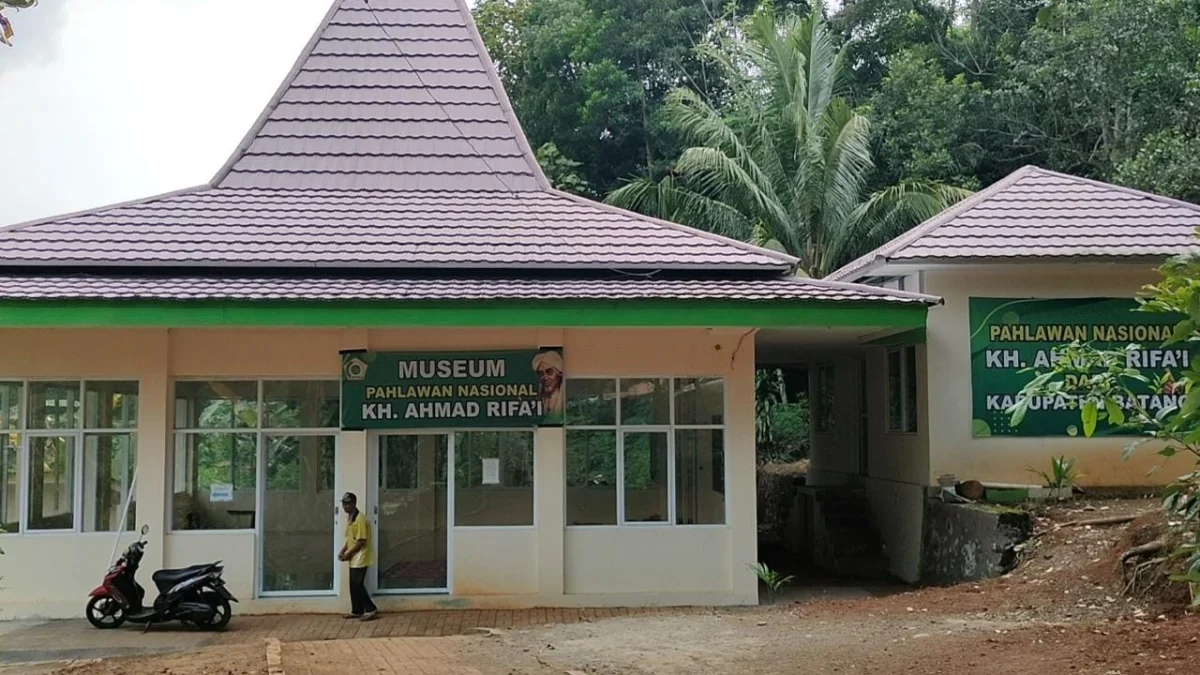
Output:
[0, 607, 714, 665]
[208, 606, 706, 645]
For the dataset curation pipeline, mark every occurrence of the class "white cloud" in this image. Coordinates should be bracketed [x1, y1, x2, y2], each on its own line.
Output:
[0, 0, 332, 226]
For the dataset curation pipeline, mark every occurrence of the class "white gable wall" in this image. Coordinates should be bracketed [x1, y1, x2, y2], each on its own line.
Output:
[923, 263, 1193, 487]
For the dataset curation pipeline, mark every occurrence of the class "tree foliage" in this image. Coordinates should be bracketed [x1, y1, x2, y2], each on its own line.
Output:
[604, 4, 969, 276]
[477, 0, 1200, 250]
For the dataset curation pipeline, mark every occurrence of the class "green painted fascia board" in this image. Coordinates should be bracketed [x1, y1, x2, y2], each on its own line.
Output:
[0, 300, 927, 329]
[863, 327, 927, 346]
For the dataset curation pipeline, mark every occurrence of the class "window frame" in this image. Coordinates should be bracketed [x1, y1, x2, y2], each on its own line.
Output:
[0, 378, 140, 536]
[886, 346, 920, 435]
[564, 376, 727, 529]
[170, 378, 340, 534]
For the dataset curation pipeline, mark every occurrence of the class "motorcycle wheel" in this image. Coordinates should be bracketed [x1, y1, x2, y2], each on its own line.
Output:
[85, 596, 128, 630]
[192, 592, 232, 631]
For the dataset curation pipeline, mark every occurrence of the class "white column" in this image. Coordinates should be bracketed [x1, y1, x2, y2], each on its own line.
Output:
[339, 329, 370, 600]
[136, 329, 170, 572]
[727, 333, 758, 603]
[535, 328, 566, 599]
[535, 426, 565, 599]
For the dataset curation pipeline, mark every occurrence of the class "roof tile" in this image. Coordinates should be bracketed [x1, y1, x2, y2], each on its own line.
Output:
[0, 275, 934, 304]
[0, 190, 787, 269]
[827, 166, 1200, 280]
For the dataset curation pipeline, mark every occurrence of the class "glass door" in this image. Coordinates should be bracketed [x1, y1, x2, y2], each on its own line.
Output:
[374, 434, 450, 593]
[260, 434, 338, 595]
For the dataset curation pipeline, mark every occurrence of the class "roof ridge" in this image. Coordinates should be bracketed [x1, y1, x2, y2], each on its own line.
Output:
[0, 185, 211, 233]
[209, 1, 342, 188]
[791, 276, 943, 305]
[824, 165, 1037, 280]
[454, 0, 551, 191]
[1020, 165, 1200, 215]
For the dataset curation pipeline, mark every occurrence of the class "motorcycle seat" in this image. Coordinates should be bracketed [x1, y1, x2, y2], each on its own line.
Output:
[152, 563, 218, 589]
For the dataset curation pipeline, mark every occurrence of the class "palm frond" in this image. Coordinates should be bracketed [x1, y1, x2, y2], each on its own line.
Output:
[820, 100, 874, 237]
[606, 176, 755, 241]
[825, 182, 972, 274]
[674, 147, 791, 234]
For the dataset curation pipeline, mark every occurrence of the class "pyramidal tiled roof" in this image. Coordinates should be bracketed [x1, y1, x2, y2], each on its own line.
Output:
[0, 0, 793, 274]
[828, 165, 1200, 281]
[0, 0, 934, 306]
[214, 0, 547, 192]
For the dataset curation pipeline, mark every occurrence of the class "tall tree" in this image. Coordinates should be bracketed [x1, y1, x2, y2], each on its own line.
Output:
[606, 4, 969, 277]
[474, 0, 804, 196]
[987, 0, 1200, 178]
[864, 46, 983, 189]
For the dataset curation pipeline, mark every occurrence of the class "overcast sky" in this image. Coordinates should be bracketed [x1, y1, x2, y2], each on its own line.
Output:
[0, 0, 335, 227]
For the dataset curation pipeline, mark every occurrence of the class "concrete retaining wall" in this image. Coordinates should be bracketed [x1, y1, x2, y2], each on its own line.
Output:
[920, 499, 1033, 584]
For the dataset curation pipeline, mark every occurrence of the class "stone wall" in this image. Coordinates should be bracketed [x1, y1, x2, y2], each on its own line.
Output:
[921, 499, 1033, 584]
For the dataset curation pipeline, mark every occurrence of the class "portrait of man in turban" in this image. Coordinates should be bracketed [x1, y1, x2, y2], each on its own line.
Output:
[532, 350, 564, 424]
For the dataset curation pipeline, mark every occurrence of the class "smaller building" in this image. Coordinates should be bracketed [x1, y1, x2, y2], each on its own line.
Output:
[817, 165, 1200, 581]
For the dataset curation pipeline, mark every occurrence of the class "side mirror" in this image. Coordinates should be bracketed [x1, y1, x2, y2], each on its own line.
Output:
[140, 524, 150, 536]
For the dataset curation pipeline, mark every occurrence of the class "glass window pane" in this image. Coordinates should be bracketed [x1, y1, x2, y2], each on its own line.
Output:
[566, 430, 616, 526]
[85, 381, 139, 429]
[620, 378, 670, 426]
[175, 381, 258, 430]
[676, 429, 725, 525]
[905, 347, 919, 433]
[263, 381, 340, 429]
[262, 435, 337, 593]
[377, 434, 449, 590]
[171, 432, 257, 530]
[674, 378, 724, 425]
[29, 381, 81, 430]
[566, 379, 616, 426]
[1, 382, 21, 431]
[887, 351, 903, 432]
[28, 436, 76, 530]
[454, 431, 534, 526]
[1, 433, 19, 533]
[266, 436, 302, 490]
[83, 434, 136, 532]
[623, 431, 668, 523]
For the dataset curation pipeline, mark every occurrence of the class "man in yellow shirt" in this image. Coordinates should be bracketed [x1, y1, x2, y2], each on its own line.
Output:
[338, 492, 377, 621]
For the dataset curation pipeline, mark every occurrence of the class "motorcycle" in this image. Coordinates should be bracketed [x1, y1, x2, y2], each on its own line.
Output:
[85, 525, 237, 630]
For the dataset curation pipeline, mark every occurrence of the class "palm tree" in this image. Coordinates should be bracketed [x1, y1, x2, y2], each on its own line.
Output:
[606, 3, 970, 278]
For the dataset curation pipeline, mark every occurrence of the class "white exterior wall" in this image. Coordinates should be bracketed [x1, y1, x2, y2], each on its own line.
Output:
[0, 326, 757, 619]
[923, 263, 1193, 487]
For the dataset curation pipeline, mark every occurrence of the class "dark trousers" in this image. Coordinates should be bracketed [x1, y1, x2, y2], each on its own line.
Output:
[349, 567, 377, 615]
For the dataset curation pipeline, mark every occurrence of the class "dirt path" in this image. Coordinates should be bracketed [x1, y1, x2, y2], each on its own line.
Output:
[30, 499, 1198, 675]
[460, 607, 1199, 674]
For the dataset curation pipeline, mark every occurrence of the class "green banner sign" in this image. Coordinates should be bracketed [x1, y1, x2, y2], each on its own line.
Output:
[969, 297, 1194, 438]
[340, 349, 564, 430]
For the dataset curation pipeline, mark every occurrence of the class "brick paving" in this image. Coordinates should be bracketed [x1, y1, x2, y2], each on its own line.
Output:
[0, 607, 716, 671]
[208, 606, 702, 645]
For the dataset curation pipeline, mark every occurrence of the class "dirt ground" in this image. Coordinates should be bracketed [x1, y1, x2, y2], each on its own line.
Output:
[41, 498, 1200, 675]
[464, 498, 1200, 674]
[45, 644, 265, 675]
